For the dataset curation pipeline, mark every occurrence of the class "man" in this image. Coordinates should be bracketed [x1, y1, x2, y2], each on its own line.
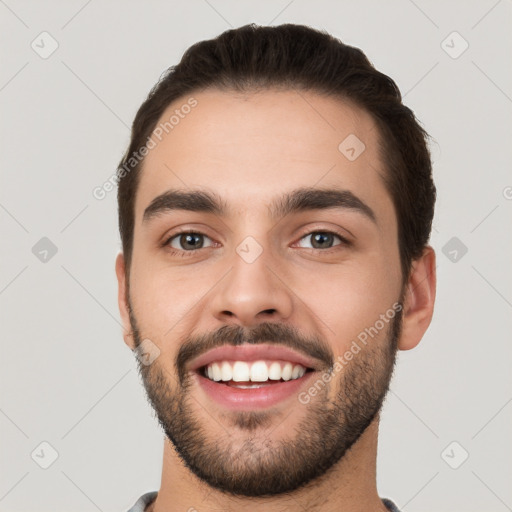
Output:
[115, 23, 436, 512]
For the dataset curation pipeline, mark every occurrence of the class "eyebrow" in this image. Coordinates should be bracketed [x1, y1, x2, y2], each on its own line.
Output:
[142, 187, 377, 225]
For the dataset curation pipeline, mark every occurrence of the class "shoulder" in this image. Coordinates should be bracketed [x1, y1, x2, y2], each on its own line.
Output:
[382, 498, 402, 511]
[125, 491, 158, 512]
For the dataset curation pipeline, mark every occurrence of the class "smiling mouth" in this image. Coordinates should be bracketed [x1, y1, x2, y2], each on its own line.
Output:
[198, 359, 314, 388]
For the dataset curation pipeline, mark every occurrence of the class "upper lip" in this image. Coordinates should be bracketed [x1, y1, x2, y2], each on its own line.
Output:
[188, 344, 322, 373]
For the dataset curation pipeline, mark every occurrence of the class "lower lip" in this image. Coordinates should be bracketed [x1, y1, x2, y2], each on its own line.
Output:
[195, 372, 315, 410]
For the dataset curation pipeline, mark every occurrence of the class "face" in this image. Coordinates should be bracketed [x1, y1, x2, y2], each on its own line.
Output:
[122, 89, 406, 496]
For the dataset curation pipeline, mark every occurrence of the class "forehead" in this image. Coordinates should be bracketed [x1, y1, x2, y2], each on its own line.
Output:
[135, 88, 393, 225]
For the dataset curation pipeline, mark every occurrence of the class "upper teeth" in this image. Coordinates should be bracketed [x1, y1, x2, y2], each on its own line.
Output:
[204, 360, 307, 382]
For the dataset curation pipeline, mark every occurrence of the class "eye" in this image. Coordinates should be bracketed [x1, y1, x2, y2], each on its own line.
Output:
[296, 231, 347, 250]
[166, 232, 214, 251]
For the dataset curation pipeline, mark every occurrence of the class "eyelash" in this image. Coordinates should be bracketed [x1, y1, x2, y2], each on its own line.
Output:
[162, 228, 351, 257]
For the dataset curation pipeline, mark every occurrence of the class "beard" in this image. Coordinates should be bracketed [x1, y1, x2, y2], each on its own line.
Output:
[128, 299, 403, 498]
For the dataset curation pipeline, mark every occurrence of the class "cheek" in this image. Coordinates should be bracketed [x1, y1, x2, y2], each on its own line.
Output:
[290, 259, 399, 354]
[128, 260, 217, 339]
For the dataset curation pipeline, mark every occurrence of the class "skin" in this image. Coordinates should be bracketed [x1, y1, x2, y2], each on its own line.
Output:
[115, 89, 436, 512]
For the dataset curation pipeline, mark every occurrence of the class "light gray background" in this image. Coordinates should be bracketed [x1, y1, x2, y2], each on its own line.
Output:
[1, 1, 511, 511]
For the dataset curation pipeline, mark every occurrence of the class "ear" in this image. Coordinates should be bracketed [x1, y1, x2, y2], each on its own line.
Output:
[115, 252, 136, 350]
[398, 245, 436, 351]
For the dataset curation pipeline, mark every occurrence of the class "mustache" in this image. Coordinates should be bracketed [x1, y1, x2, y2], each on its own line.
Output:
[175, 322, 334, 384]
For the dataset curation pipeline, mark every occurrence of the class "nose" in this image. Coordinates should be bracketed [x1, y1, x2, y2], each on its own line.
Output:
[210, 247, 294, 327]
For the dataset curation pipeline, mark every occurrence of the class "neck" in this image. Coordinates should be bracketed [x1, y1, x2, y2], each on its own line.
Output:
[150, 416, 388, 512]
